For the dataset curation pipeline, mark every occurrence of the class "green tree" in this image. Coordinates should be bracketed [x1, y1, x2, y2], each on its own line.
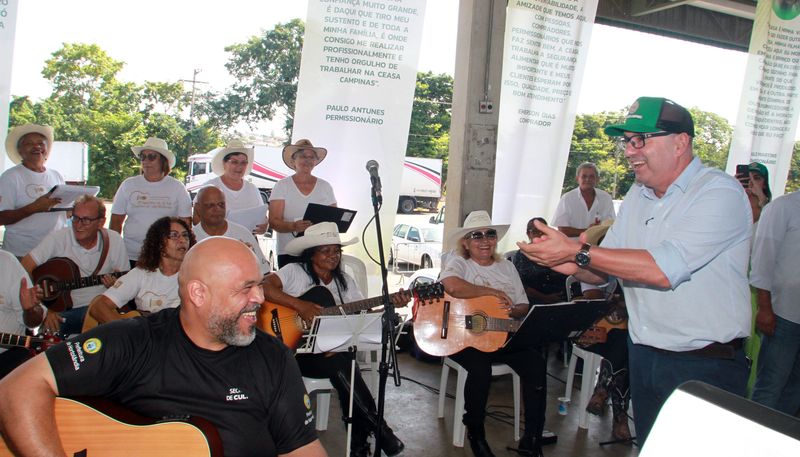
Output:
[407, 72, 453, 159]
[204, 19, 305, 134]
[785, 142, 800, 193]
[689, 107, 732, 170]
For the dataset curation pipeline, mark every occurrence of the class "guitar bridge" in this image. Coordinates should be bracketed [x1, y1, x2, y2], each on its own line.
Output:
[440, 300, 450, 339]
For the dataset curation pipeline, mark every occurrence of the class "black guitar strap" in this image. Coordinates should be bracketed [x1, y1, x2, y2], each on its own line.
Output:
[91, 229, 111, 277]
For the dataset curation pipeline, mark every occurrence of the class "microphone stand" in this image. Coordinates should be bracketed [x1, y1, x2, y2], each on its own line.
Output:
[368, 174, 401, 454]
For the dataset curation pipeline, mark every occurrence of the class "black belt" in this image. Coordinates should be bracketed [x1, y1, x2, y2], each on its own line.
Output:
[649, 338, 744, 360]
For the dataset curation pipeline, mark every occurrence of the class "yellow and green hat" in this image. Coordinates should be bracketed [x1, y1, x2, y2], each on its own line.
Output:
[604, 97, 694, 138]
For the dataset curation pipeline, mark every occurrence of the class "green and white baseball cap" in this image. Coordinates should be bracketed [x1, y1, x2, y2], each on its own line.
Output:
[604, 97, 694, 137]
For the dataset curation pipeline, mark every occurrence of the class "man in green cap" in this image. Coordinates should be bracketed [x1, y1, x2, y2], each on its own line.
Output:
[517, 97, 752, 444]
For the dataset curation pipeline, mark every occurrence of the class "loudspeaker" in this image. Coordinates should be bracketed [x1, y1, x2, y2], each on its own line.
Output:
[641, 381, 800, 457]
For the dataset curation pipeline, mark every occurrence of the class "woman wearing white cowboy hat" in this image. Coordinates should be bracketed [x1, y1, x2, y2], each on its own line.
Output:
[192, 140, 268, 234]
[268, 139, 336, 268]
[110, 137, 192, 266]
[0, 123, 67, 257]
[439, 210, 548, 457]
[263, 222, 408, 457]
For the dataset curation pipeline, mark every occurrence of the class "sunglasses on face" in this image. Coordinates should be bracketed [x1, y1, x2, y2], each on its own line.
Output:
[139, 152, 161, 162]
[465, 229, 498, 241]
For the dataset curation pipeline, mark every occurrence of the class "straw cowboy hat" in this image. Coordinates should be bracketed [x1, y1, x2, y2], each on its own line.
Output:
[5, 124, 54, 164]
[211, 140, 255, 176]
[284, 221, 358, 256]
[583, 219, 613, 246]
[448, 210, 510, 247]
[282, 139, 328, 170]
[131, 137, 176, 169]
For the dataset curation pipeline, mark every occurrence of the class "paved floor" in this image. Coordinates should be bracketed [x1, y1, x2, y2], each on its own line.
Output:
[316, 347, 640, 457]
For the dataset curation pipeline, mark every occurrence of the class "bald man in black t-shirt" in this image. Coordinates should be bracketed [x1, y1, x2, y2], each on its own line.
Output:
[0, 237, 327, 457]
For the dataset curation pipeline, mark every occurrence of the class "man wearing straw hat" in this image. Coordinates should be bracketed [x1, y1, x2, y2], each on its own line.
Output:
[0, 124, 67, 257]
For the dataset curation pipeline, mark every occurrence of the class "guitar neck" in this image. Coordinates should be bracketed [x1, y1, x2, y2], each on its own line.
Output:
[318, 292, 401, 317]
[57, 271, 127, 292]
[0, 333, 40, 349]
[484, 316, 521, 333]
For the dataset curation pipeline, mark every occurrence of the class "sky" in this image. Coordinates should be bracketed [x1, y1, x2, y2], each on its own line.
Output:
[9, 0, 754, 132]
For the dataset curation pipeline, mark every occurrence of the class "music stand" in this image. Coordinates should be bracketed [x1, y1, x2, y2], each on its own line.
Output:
[298, 313, 382, 457]
[504, 299, 613, 351]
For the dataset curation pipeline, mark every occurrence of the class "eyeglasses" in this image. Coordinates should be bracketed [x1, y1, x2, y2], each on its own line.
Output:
[167, 231, 191, 240]
[71, 215, 102, 225]
[465, 229, 498, 241]
[139, 152, 161, 162]
[616, 131, 674, 149]
[316, 246, 343, 256]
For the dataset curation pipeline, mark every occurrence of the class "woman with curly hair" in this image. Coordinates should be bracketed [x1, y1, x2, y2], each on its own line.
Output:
[87, 217, 195, 325]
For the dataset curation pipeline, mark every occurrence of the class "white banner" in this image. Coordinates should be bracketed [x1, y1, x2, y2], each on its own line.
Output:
[727, 0, 800, 197]
[293, 0, 427, 294]
[1, 0, 19, 172]
[492, 0, 599, 251]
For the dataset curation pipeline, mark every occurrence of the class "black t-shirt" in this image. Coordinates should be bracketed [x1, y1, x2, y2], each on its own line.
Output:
[46, 307, 317, 457]
[511, 250, 568, 299]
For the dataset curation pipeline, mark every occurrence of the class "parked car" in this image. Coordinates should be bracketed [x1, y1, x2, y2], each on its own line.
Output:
[390, 223, 443, 269]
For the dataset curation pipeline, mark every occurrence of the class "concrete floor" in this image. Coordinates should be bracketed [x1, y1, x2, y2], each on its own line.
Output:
[316, 348, 640, 457]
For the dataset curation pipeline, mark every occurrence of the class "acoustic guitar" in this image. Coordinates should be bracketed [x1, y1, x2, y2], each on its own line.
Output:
[258, 282, 444, 349]
[413, 294, 522, 356]
[576, 299, 628, 346]
[80, 301, 143, 333]
[0, 332, 61, 355]
[32, 257, 127, 312]
[0, 397, 223, 456]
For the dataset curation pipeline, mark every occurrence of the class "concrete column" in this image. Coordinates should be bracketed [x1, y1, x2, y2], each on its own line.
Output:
[444, 0, 506, 249]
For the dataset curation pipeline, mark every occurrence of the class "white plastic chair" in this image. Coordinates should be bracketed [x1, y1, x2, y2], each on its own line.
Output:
[341, 254, 368, 296]
[437, 357, 521, 447]
[303, 377, 333, 431]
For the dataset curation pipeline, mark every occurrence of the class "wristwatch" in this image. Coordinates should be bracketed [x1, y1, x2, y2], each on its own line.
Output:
[575, 243, 592, 268]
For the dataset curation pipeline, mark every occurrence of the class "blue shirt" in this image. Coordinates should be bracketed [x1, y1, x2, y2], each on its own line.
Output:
[602, 157, 752, 351]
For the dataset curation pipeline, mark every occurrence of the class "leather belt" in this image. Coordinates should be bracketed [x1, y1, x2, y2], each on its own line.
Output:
[650, 338, 744, 360]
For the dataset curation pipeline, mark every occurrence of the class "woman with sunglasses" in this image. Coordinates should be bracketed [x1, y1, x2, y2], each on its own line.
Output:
[268, 139, 337, 268]
[263, 222, 408, 457]
[440, 211, 547, 457]
[111, 137, 192, 268]
[193, 140, 268, 234]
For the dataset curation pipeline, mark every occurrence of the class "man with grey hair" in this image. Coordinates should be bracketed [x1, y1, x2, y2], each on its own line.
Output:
[552, 162, 615, 237]
[0, 124, 66, 257]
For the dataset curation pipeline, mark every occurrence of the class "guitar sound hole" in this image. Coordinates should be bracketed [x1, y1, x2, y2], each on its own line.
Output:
[465, 314, 487, 333]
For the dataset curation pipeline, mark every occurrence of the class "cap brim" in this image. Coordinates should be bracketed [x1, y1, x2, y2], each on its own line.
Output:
[284, 235, 358, 256]
[211, 147, 254, 176]
[5, 124, 55, 165]
[447, 224, 509, 247]
[604, 120, 662, 137]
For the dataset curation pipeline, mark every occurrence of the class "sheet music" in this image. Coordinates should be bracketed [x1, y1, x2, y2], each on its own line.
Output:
[50, 185, 100, 209]
[228, 204, 268, 231]
[305, 313, 382, 353]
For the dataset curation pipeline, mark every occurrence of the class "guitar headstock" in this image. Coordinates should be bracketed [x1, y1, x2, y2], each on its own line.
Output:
[413, 282, 444, 302]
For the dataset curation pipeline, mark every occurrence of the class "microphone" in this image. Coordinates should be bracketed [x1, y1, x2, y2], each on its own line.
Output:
[366, 160, 382, 196]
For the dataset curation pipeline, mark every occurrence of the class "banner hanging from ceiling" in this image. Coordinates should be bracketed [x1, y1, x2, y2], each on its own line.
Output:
[1, 0, 20, 172]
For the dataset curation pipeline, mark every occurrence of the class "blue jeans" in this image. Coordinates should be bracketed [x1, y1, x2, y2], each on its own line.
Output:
[59, 306, 89, 336]
[751, 315, 800, 415]
[628, 338, 748, 445]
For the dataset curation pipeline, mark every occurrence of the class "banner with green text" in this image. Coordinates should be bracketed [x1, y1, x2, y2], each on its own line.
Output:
[492, 0, 598, 250]
[292, 0, 427, 293]
[727, 0, 800, 197]
[1, 0, 19, 172]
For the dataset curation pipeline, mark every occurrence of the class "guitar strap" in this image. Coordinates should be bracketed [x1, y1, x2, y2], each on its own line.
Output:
[91, 229, 111, 277]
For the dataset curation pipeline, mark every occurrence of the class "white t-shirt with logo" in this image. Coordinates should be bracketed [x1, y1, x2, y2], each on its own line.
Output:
[204, 176, 264, 215]
[440, 255, 528, 305]
[111, 175, 192, 260]
[0, 251, 46, 351]
[28, 228, 129, 309]
[193, 221, 270, 274]
[0, 164, 67, 256]
[103, 267, 180, 313]
[276, 263, 363, 305]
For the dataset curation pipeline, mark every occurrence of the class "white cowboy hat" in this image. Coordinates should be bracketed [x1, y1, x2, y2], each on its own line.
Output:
[284, 221, 358, 256]
[447, 210, 510, 247]
[211, 140, 255, 176]
[4, 124, 54, 164]
[131, 137, 176, 169]
[282, 139, 328, 170]
[583, 219, 614, 246]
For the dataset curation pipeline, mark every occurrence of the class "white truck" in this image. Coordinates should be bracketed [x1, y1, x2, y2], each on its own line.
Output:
[185, 150, 443, 213]
[3, 141, 90, 184]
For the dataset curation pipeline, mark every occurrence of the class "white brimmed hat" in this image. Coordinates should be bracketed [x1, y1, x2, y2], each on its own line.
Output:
[448, 210, 510, 246]
[584, 219, 613, 246]
[284, 222, 358, 256]
[131, 137, 176, 169]
[282, 139, 328, 170]
[211, 140, 254, 176]
[5, 124, 54, 164]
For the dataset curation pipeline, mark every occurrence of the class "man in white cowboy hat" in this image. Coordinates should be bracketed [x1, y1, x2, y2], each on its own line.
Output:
[269, 139, 336, 268]
[193, 140, 268, 233]
[193, 186, 270, 274]
[439, 210, 548, 457]
[0, 124, 67, 257]
[110, 137, 192, 264]
[263, 221, 408, 457]
[518, 97, 752, 445]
